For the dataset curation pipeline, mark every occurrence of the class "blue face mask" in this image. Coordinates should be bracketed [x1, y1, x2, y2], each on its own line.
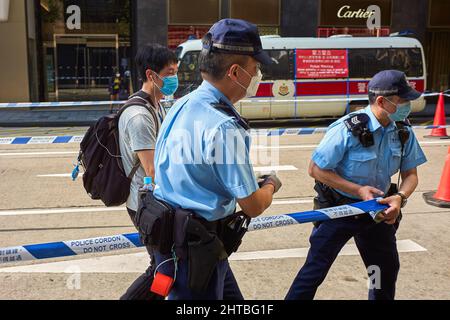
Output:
[388, 102, 412, 122]
[154, 73, 179, 96]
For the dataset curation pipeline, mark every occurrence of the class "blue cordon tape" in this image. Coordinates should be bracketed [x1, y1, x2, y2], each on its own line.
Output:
[1, 92, 449, 109]
[1, 125, 449, 145]
[0, 199, 388, 265]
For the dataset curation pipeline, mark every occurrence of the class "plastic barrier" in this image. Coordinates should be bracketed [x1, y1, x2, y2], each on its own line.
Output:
[0, 199, 388, 265]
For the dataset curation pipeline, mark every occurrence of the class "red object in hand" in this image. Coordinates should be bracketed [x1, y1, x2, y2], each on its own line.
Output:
[151, 272, 174, 297]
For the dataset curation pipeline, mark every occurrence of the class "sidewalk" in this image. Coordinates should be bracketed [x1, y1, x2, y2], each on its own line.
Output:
[0, 102, 448, 127]
[0, 108, 113, 127]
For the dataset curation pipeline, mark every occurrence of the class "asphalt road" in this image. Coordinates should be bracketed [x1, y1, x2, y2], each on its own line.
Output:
[0, 129, 449, 300]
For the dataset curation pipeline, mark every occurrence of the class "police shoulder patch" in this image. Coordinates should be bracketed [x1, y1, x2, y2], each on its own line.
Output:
[343, 113, 370, 132]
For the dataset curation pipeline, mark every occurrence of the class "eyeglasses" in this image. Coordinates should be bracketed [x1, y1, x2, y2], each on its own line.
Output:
[383, 97, 398, 107]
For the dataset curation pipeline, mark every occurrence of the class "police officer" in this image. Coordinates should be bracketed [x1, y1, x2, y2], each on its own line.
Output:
[151, 19, 282, 300]
[285, 70, 427, 300]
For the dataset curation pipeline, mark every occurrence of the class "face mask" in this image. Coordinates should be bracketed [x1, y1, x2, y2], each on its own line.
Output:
[153, 73, 179, 96]
[388, 101, 412, 122]
[234, 65, 263, 98]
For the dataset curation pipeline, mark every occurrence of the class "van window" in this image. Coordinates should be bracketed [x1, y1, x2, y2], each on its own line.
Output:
[348, 48, 423, 78]
[261, 49, 295, 80]
[177, 50, 202, 97]
[175, 46, 183, 60]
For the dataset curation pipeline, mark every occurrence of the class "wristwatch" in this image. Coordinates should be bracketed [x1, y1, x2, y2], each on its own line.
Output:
[395, 192, 408, 208]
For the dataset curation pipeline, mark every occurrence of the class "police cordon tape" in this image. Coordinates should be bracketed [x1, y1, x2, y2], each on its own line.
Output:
[1, 92, 449, 109]
[0, 199, 388, 265]
[1, 125, 450, 145]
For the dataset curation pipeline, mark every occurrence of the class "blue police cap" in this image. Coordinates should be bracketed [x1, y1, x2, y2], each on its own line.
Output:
[368, 70, 421, 101]
[202, 19, 272, 65]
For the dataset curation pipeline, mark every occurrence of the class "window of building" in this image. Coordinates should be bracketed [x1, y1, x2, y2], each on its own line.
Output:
[429, 0, 450, 27]
[230, 0, 280, 26]
[169, 0, 220, 25]
[168, 0, 220, 49]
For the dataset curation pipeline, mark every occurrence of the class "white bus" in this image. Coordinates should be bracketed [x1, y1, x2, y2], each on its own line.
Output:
[175, 35, 426, 120]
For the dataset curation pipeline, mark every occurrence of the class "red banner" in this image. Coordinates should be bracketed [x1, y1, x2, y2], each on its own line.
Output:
[296, 49, 349, 79]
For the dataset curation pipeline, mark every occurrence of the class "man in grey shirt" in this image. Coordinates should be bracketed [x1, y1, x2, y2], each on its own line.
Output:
[119, 94, 166, 212]
[119, 44, 178, 300]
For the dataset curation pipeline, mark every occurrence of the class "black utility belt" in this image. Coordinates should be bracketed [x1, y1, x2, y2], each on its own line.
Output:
[135, 191, 251, 293]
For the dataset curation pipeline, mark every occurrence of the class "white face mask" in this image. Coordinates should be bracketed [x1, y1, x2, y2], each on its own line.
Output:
[234, 65, 263, 98]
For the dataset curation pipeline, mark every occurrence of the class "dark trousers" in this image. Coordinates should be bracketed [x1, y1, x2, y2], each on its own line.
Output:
[121, 208, 244, 300]
[153, 250, 244, 300]
[120, 208, 160, 300]
[285, 215, 400, 300]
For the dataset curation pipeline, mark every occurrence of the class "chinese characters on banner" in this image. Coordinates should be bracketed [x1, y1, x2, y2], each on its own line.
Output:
[296, 49, 349, 79]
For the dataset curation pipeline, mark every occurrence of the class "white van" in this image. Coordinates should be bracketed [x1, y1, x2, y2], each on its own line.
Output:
[175, 35, 427, 120]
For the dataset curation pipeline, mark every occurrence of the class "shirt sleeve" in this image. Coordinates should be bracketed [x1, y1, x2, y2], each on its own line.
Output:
[126, 112, 157, 152]
[205, 120, 259, 199]
[400, 129, 427, 172]
[311, 122, 350, 170]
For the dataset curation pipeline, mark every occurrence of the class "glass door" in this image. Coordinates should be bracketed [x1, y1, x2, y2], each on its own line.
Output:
[54, 34, 119, 101]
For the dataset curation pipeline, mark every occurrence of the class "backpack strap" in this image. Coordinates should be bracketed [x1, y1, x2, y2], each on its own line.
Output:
[117, 96, 160, 134]
[118, 92, 161, 180]
[128, 161, 141, 179]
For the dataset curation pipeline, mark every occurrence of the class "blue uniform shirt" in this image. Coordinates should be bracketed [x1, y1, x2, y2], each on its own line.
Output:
[312, 105, 427, 199]
[153, 81, 259, 221]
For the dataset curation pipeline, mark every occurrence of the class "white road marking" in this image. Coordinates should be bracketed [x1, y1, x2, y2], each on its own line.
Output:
[36, 166, 299, 178]
[254, 140, 450, 150]
[229, 239, 426, 261]
[254, 165, 298, 172]
[0, 198, 312, 216]
[272, 199, 312, 205]
[419, 140, 450, 146]
[0, 151, 78, 157]
[1, 140, 448, 157]
[0, 240, 426, 273]
[0, 207, 125, 217]
[37, 173, 80, 178]
[253, 144, 318, 150]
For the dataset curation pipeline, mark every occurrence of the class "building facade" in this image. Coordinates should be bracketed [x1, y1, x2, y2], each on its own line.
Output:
[0, 0, 448, 103]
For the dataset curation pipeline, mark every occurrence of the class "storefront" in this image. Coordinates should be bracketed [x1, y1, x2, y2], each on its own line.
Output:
[37, 0, 281, 101]
[38, 0, 131, 101]
[1, 0, 448, 103]
[426, 0, 450, 92]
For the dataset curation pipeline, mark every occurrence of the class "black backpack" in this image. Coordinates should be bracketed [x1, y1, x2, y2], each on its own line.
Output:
[76, 92, 159, 207]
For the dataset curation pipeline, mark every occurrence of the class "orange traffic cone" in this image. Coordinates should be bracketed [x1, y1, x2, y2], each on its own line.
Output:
[425, 92, 449, 139]
[423, 147, 450, 208]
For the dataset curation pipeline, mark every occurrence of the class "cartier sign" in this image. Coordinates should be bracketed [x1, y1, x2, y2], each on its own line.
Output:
[320, 0, 391, 27]
[337, 5, 375, 19]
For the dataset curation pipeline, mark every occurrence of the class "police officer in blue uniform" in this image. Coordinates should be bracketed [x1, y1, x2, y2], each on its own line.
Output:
[151, 19, 282, 300]
[285, 70, 427, 300]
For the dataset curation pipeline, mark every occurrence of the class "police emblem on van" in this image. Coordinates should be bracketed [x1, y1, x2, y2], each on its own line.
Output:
[278, 83, 290, 96]
[272, 80, 295, 98]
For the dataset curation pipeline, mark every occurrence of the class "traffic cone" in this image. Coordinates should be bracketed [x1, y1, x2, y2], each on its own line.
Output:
[425, 92, 449, 139]
[423, 147, 450, 208]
